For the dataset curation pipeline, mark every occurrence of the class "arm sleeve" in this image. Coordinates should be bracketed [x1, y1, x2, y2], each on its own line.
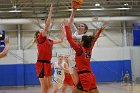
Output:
[91, 28, 104, 47]
[65, 26, 81, 52]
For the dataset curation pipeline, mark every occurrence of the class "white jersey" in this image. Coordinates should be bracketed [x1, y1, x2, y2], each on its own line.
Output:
[72, 24, 85, 40]
[53, 61, 65, 80]
[53, 61, 65, 88]
[73, 31, 85, 40]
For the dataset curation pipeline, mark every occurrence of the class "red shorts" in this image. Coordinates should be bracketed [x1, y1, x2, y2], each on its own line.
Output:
[77, 71, 97, 92]
[63, 73, 74, 86]
[36, 61, 52, 78]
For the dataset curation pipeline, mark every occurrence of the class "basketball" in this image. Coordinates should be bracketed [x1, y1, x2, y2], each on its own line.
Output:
[72, 0, 84, 10]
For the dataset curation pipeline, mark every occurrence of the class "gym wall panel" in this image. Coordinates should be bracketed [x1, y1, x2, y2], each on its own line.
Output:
[0, 60, 131, 86]
[133, 29, 140, 46]
[133, 23, 140, 46]
[24, 64, 39, 85]
[0, 65, 17, 86]
[91, 60, 132, 82]
[0, 64, 39, 86]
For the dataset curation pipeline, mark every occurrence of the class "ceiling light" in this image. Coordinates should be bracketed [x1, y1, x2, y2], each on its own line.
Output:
[12, 5, 17, 9]
[95, 3, 100, 7]
[124, 3, 128, 6]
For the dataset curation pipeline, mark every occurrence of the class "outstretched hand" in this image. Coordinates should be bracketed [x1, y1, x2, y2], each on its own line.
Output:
[61, 23, 65, 33]
[63, 20, 69, 27]
[60, 25, 65, 40]
[49, 3, 53, 12]
[100, 22, 107, 30]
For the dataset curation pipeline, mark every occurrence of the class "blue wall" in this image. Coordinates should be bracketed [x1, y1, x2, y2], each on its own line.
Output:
[133, 23, 140, 46]
[91, 60, 132, 82]
[0, 60, 132, 86]
[0, 64, 39, 86]
[133, 29, 140, 46]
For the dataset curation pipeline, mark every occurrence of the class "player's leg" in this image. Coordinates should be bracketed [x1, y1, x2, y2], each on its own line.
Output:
[88, 89, 99, 93]
[62, 84, 68, 93]
[44, 63, 52, 91]
[52, 83, 59, 93]
[70, 68, 79, 85]
[88, 73, 99, 93]
[36, 62, 49, 93]
[73, 87, 88, 93]
[70, 85, 75, 91]
[39, 77, 49, 93]
[68, 77, 75, 91]
[47, 76, 52, 92]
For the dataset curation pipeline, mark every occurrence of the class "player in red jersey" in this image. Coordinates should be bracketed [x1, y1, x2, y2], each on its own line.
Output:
[63, 20, 106, 93]
[68, 7, 89, 86]
[33, 4, 65, 93]
[62, 55, 74, 93]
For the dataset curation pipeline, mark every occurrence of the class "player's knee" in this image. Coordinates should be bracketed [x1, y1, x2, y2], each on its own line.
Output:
[48, 83, 52, 89]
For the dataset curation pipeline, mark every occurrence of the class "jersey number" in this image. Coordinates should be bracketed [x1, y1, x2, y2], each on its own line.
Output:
[57, 71, 61, 75]
[85, 51, 91, 58]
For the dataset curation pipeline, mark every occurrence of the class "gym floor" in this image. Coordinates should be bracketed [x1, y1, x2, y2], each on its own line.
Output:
[0, 83, 140, 93]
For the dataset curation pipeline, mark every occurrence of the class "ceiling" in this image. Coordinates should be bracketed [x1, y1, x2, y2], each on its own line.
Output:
[1, 0, 139, 48]
[0, 0, 140, 19]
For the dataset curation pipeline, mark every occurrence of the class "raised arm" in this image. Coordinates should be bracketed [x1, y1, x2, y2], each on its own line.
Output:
[70, 9, 75, 26]
[42, 3, 53, 36]
[69, 9, 77, 33]
[92, 23, 106, 47]
[0, 36, 9, 58]
[63, 20, 80, 50]
[52, 24, 65, 44]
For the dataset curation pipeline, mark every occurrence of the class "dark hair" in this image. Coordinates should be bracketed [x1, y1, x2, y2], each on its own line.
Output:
[34, 31, 40, 38]
[82, 35, 94, 48]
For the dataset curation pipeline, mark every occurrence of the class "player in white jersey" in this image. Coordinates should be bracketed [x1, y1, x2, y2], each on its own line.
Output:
[69, 9, 88, 41]
[52, 54, 70, 93]
[62, 55, 74, 93]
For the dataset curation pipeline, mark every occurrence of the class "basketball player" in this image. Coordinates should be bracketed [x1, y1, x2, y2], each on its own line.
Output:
[69, 8, 88, 41]
[62, 55, 74, 93]
[68, 6, 89, 86]
[33, 4, 65, 93]
[63, 20, 106, 93]
[52, 54, 65, 93]
[52, 54, 72, 93]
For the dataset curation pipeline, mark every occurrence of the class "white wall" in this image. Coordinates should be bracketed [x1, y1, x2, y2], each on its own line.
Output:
[0, 47, 132, 64]
[92, 47, 131, 61]
[2, 21, 132, 49]
[6, 29, 125, 50]
[130, 47, 140, 81]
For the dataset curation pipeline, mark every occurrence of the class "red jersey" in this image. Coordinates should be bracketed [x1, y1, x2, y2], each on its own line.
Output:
[65, 26, 103, 72]
[37, 32, 53, 61]
[63, 73, 74, 86]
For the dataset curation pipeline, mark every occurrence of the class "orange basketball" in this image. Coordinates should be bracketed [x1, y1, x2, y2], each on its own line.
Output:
[72, 0, 84, 10]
